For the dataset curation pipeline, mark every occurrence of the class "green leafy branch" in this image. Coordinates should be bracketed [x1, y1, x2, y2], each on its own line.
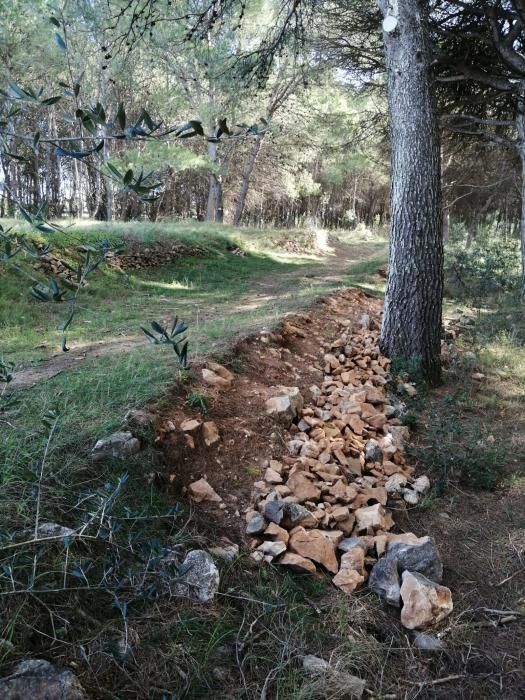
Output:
[141, 317, 189, 369]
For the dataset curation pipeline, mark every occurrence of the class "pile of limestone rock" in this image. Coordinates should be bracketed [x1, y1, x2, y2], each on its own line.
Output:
[246, 315, 453, 630]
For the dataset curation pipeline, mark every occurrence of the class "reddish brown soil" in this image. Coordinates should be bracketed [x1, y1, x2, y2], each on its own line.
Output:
[156, 288, 382, 538]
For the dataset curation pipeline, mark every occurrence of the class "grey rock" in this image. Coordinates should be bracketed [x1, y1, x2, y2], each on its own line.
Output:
[302, 655, 329, 675]
[368, 555, 402, 606]
[388, 538, 443, 582]
[263, 499, 285, 525]
[208, 543, 239, 562]
[402, 488, 420, 506]
[173, 550, 220, 603]
[368, 537, 443, 607]
[338, 537, 368, 553]
[36, 522, 76, 539]
[125, 408, 155, 437]
[256, 541, 287, 558]
[0, 659, 87, 699]
[364, 439, 382, 463]
[359, 313, 371, 330]
[412, 632, 446, 652]
[282, 502, 317, 529]
[92, 431, 140, 461]
[246, 512, 267, 535]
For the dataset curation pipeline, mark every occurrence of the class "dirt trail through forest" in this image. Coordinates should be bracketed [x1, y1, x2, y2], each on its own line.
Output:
[10, 238, 380, 390]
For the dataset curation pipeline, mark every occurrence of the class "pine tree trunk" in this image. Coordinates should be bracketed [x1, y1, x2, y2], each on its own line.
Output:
[233, 133, 264, 226]
[516, 97, 525, 291]
[377, 0, 443, 384]
[206, 140, 223, 223]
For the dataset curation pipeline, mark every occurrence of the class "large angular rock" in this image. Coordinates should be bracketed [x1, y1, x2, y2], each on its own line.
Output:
[265, 386, 304, 426]
[289, 527, 339, 573]
[0, 659, 87, 699]
[368, 536, 443, 606]
[92, 431, 140, 461]
[400, 571, 453, 629]
[354, 503, 394, 532]
[174, 550, 220, 603]
[286, 471, 321, 502]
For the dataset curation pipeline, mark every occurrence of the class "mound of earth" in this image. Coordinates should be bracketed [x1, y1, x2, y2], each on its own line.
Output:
[154, 288, 451, 630]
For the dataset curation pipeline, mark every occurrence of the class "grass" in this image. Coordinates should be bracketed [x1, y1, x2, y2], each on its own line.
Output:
[1, 220, 386, 365]
[0, 220, 390, 697]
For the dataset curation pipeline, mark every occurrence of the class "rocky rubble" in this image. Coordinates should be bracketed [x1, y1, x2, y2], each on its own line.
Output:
[245, 307, 452, 630]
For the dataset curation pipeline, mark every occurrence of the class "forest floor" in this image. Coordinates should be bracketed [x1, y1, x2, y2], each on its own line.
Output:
[0, 223, 524, 699]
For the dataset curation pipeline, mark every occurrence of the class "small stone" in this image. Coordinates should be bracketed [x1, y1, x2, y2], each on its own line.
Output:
[202, 368, 231, 388]
[413, 475, 430, 494]
[354, 503, 394, 532]
[333, 565, 365, 594]
[92, 431, 140, 461]
[188, 478, 222, 503]
[173, 550, 220, 603]
[264, 468, 283, 484]
[264, 522, 289, 544]
[332, 506, 350, 522]
[287, 472, 321, 502]
[280, 552, 317, 574]
[403, 383, 417, 397]
[203, 421, 220, 446]
[400, 571, 453, 629]
[364, 439, 382, 463]
[207, 361, 234, 382]
[0, 659, 87, 700]
[263, 499, 285, 524]
[282, 502, 318, 529]
[412, 631, 446, 651]
[257, 540, 287, 558]
[338, 537, 371, 553]
[208, 544, 239, 562]
[34, 522, 76, 539]
[385, 473, 407, 494]
[402, 489, 420, 505]
[246, 512, 267, 535]
[302, 655, 329, 675]
[289, 527, 339, 573]
[181, 418, 201, 432]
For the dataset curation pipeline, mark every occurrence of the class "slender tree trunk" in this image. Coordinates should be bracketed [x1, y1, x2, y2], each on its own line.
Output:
[206, 140, 223, 223]
[377, 0, 443, 384]
[516, 95, 525, 290]
[233, 133, 264, 226]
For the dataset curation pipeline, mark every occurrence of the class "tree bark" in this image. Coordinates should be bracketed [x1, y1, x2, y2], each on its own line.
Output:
[516, 95, 525, 290]
[377, 0, 443, 384]
[233, 133, 264, 226]
[206, 140, 223, 223]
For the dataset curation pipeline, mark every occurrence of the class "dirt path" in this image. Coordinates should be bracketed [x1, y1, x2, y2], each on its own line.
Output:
[9, 239, 382, 390]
